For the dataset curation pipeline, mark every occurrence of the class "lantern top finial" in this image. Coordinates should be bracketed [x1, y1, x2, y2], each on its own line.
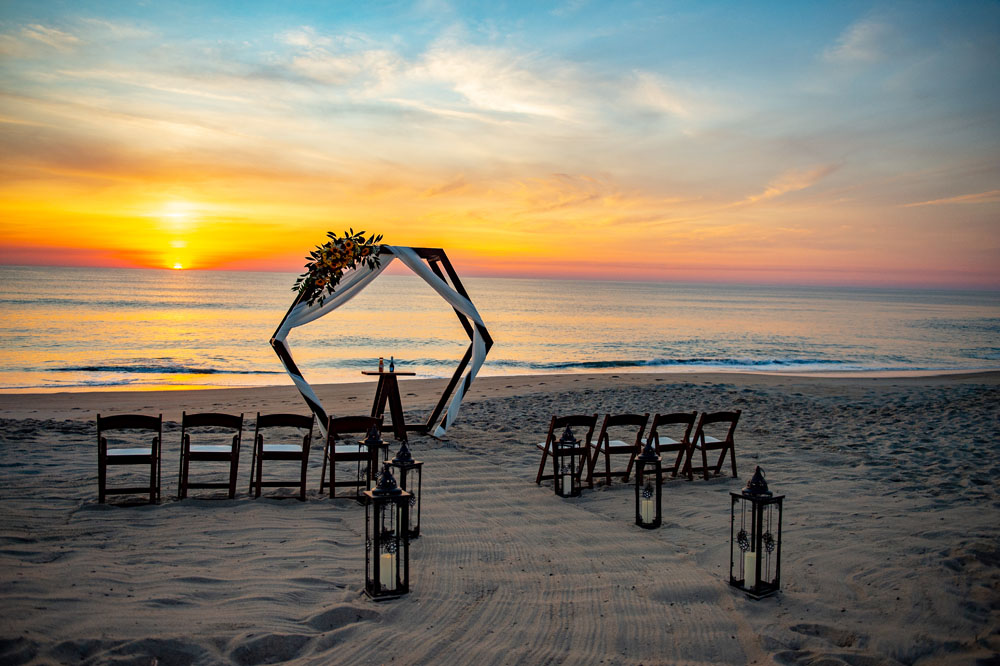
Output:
[372, 462, 403, 496]
[392, 438, 414, 464]
[363, 424, 383, 448]
[636, 437, 660, 462]
[558, 425, 578, 446]
[742, 466, 772, 497]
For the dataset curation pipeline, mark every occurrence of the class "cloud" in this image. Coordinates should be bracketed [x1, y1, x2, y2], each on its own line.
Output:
[630, 71, 690, 118]
[903, 189, 1000, 207]
[78, 18, 152, 40]
[742, 165, 838, 205]
[824, 19, 890, 64]
[21, 24, 80, 52]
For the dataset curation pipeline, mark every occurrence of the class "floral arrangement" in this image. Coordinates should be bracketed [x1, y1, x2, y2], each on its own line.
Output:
[293, 229, 383, 306]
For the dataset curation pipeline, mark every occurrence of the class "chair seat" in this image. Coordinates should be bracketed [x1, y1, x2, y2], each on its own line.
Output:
[694, 435, 722, 449]
[596, 439, 632, 451]
[333, 444, 367, 454]
[658, 436, 680, 445]
[190, 444, 233, 454]
[108, 447, 153, 457]
[263, 443, 303, 453]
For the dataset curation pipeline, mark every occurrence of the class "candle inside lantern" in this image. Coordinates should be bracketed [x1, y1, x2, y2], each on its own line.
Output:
[380, 552, 395, 590]
[640, 496, 654, 523]
[744, 551, 757, 588]
[560, 470, 571, 495]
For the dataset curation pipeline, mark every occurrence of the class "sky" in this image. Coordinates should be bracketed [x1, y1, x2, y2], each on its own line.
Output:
[1, 1, 998, 288]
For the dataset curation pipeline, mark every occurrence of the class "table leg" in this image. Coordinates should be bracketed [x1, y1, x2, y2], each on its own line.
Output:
[371, 376, 389, 420]
[386, 376, 408, 441]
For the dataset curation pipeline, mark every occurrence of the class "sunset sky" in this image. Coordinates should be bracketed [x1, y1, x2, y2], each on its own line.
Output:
[1, 1, 998, 287]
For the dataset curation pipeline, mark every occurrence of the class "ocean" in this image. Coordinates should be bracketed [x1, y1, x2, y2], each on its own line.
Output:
[1, 265, 998, 392]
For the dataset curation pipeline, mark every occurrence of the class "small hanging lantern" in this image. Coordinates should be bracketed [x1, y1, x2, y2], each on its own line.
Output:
[363, 462, 411, 600]
[730, 466, 784, 599]
[634, 438, 662, 529]
[553, 425, 581, 497]
[357, 424, 386, 495]
[389, 437, 423, 539]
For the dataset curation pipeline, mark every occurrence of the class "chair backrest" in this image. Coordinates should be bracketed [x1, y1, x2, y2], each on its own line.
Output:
[327, 415, 382, 442]
[694, 410, 741, 442]
[97, 413, 162, 433]
[97, 414, 162, 448]
[182, 412, 243, 430]
[648, 411, 697, 441]
[549, 414, 598, 445]
[597, 413, 649, 446]
[256, 413, 315, 430]
[254, 413, 315, 453]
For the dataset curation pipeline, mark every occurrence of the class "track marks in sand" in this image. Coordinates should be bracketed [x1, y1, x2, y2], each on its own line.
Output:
[324, 449, 749, 665]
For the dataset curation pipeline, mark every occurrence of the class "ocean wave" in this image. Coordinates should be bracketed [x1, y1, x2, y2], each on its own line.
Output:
[48, 365, 282, 375]
[488, 357, 850, 370]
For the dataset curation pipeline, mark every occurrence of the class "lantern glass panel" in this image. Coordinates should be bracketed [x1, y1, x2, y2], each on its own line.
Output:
[730, 492, 783, 599]
[553, 436, 580, 498]
[364, 489, 411, 600]
[391, 461, 423, 539]
[634, 456, 662, 529]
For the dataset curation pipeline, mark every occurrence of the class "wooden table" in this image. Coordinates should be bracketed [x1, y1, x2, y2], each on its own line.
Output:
[361, 371, 416, 441]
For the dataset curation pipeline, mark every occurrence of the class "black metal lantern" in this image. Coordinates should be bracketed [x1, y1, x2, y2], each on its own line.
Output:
[363, 462, 411, 600]
[634, 439, 662, 529]
[389, 438, 423, 539]
[730, 466, 784, 599]
[553, 425, 581, 497]
[357, 425, 387, 495]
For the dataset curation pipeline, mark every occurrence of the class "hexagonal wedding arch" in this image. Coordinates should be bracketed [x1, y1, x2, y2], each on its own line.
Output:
[270, 246, 493, 438]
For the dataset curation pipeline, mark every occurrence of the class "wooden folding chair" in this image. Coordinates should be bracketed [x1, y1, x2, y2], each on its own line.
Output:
[320, 416, 385, 499]
[646, 411, 697, 481]
[249, 413, 314, 501]
[534, 414, 597, 485]
[97, 413, 162, 504]
[178, 412, 243, 499]
[686, 410, 741, 480]
[586, 413, 649, 488]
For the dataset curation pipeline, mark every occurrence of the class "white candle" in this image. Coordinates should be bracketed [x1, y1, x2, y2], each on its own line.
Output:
[744, 551, 757, 587]
[640, 497, 654, 523]
[380, 552, 395, 590]
[560, 472, 571, 495]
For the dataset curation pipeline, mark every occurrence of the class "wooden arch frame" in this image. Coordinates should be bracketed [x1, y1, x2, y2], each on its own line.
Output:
[270, 247, 494, 436]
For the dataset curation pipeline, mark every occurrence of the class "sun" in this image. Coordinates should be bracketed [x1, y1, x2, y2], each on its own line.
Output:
[172, 263, 184, 270]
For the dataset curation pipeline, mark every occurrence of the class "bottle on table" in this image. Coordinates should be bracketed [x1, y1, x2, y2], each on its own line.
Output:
[379, 356, 384, 372]
[389, 356, 394, 372]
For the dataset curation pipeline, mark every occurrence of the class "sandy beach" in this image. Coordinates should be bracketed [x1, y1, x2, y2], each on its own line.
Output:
[1, 371, 998, 665]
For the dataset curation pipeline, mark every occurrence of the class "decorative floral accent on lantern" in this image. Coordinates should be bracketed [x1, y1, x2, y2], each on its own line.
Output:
[730, 466, 784, 599]
[363, 463, 411, 600]
[634, 438, 662, 529]
[293, 229, 383, 306]
[389, 437, 423, 539]
[553, 425, 581, 497]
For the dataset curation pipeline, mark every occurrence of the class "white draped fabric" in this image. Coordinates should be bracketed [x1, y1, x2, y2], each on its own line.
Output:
[272, 245, 488, 438]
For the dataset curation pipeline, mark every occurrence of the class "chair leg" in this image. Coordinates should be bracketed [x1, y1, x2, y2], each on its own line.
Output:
[98, 457, 106, 504]
[228, 451, 238, 499]
[299, 457, 307, 501]
[180, 446, 190, 499]
[255, 444, 263, 498]
[150, 455, 157, 504]
[623, 451, 638, 484]
[249, 445, 256, 494]
[701, 446, 710, 481]
[535, 442, 551, 485]
[585, 444, 596, 489]
[671, 447, 685, 478]
[319, 440, 329, 493]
